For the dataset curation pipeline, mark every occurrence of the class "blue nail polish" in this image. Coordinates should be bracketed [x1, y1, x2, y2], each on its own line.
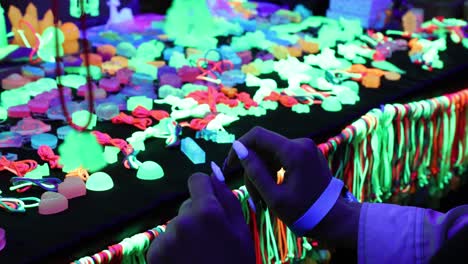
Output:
[211, 161, 225, 182]
[248, 197, 256, 213]
[232, 141, 248, 160]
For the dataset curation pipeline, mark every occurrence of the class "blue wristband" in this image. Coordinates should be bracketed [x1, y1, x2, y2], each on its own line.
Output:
[289, 177, 344, 236]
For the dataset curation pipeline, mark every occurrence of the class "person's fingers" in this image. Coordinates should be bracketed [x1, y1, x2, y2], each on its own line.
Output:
[210, 161, 246, 226]
[187, 172, 218, 210]
[238, 126, 291, 161]
[232, 142, 278, 204]
[178, 199, 192, 215]
[245, 177, 265, 211]
[146, 231, 176, 263]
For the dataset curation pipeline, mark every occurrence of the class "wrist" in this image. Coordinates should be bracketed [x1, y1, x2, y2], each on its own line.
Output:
[306, 197, 362, 249]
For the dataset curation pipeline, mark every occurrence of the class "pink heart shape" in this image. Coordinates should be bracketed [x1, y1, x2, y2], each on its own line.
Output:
[58, 177, 87, 199]
[38, 192, 68, 215]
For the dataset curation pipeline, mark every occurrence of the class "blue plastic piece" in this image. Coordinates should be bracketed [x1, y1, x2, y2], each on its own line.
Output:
[0, 132, 23, 148]
[22, 65, 45, 79]
[220, 70, 246, 87]
[218, 46, 242, 68]
[196, 129, 235, 144]
[163, 46, 184, 61]
[57, 125, 73, 140]
[131, 72, 154, 87]
[294, 4, 313, 18]
[263, 30, 293, 46]
[31, 133, 58, 149]
[96, 102, 120, 121]
[47, 102, 81, 120]
[121, 85, 157, 99]
[326, 0, 392, 29]
[180, 137, 206, 164]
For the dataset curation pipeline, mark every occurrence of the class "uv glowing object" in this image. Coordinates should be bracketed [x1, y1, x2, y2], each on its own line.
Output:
[180, 137, 205, 164]
[58, 176, 86, 199]
[0, 132, 23, 148]
[107, 0, 134, 26]
[31, 133, 58, 149]
[86, 172, 114, 191]
[136, 161, 164, 180]
[70, 0, 100, 18]
[0, 5, 7, 48]
[11, 118, 51, 136]
[38, 27, 65, 63]
[71, 110, 97, 130]
[58, 131, 107, 173]
[38, 191, 68, 215]
[0, 228, 5, 251]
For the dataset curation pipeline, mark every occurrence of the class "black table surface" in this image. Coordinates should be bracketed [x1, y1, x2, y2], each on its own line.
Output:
[0, 41, 467, 264]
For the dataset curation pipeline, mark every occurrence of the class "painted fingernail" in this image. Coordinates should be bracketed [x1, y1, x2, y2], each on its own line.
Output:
[210, 161, 225, 182]
[247, 197, 256, 213]
[232, 141, 248, 160]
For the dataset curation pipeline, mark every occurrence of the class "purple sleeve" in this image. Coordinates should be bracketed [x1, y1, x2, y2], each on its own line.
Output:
[358, 203, 468, 264]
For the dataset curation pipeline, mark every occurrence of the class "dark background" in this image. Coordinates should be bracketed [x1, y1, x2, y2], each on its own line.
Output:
[0, 1, 467, 264]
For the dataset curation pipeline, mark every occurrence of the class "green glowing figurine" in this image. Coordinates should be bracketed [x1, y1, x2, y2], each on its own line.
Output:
[70, 0, 100, 18]
[58, 130, 107, 173]
[0, 5, 7, 48]
[38, 27, 65, 63]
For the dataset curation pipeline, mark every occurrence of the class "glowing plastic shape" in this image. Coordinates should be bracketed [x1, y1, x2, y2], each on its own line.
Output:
[127, 96, 153, 111]
[0, 228, 5, 251]
[107, 0, 134, 26]
[70, 0, 100, 18]
[58, 176, 86, 199]
[181, 137, 205, 164]
[38, 191, 68, 215]
[86, 172, 114, 191]
[31, 133, 58, 149]
[58, 131, 107, 173]
[71, 110, 97, 130]
[137, 161, 164, 180]
[11, 118, 51, 136]
[38, 27, 65, 63]
[0, 5, 7, 48]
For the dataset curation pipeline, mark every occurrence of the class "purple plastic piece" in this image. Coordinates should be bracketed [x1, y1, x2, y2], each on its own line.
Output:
[63, 56, 83, 67]
[0, 228, 5, 252]
[256, 51, 275, 61]
[11, 118, 51, 136]
[237, 50, 253, 65]
[96, 102, 120, 120]
[7, 104, 31, 118]
[177, 66, 201, 83]
[99, 78, 121, 92]
[158, 66, 177, 79]
[256, 2, 282, 17]
[121, 85, 157, 99]
[105, 95, 127, 111]
[47, 102, 81, 120]
[5, 46, 30, 60]
[21, 65, 45, 80]
[159, 73, 182, 88]
[28, 99, 50, 114]
[77, 83, 98, 97]
[0, 132, 23, 148]
[116, 68, 133, 85]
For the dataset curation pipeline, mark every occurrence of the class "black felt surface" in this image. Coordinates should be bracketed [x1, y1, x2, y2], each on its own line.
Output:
[0, 41, 467, 264]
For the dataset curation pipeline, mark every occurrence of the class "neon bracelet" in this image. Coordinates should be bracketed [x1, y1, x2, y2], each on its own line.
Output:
[289, 177, 344, 236]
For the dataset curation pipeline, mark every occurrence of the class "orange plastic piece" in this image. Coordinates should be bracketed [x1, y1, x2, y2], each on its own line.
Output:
[97, 44, 117, 58]
[65, 166, 90, 182]
[81, 53, 103, 67]
[102, 61, 124, 75]
[298, 39, 319, 54]
[348, 64, 368, 73]
[362, 73, 381, 89]
[63, 40, 79, 55]
[287, 46, 302, 57]
[111, 56, 129, 67]
[147, 61, 166, 68]
[39, 10, 54, 34]
[221, 87, 238, 98]
[366, 68, 386, 77]
[61, 22, 80, 41]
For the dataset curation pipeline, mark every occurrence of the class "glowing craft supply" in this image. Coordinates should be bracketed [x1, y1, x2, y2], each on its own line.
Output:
[0, 132, 23, 148]
[31, 133, 58, 150]
[127, 96, 153, 112]
[321, 97, 342, 112]
[104, 146, 120, 164]
[28, 99, 50, 114]
[37, 27, 65, 63]
[11, 118, 51, 136]
[160, 73, 183, 87]
[128, 59, 158, 80]
[292, 104, 310, 114]
[206, 114, 239, 131]
[0, 228, 5, 251]
[7, 104, 31, 118]
[180, 137, 206, 164]
[171, 104, 211, 120]
[70, 0, 100, 18]
[136, 161, 164, 180]
[99, 78, 121, 92]
[131, 72, 154, 87]
[24, 163, 50, 179]
[86, 172, 114, 191]
[58, 131, 107, 173]
[0, 152, 17, 161]
[57, 125, 73, 140]
[38, 191, 68, 215]
[116, 42, 137, 58]
[135, 41, 164, 61]
[96, 102, 119, 121]
[21, 65, 45, 80]
[158, 85, 184, 99]
[10, 177, 60, 192]
[371, 61, 406, 74]
[58, 177, 86, 199]
[72, 110, 97, 130]
[0, 106, 7, 123]
[1, 73, 31, 90]
[58, 74, 86, 89]
[384, 72, 401, 81]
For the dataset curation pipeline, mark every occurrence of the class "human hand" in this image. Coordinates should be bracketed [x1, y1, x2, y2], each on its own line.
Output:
[224, 127, 361, 248]
[146, 169, 255, 264]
